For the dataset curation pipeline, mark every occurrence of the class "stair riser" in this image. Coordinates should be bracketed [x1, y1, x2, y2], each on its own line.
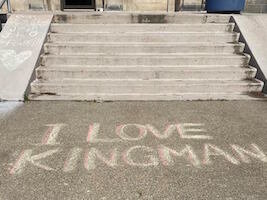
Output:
[50, 24, 234, 33]
[48, 34, 239, 43]
[41, 57, 249, 66]
[29, 93, 261, 101]
[31, 84, 262, 94]
[53, 14, 231, 24]
[44, 44, 244, 55]
[36, 70, 256, 80]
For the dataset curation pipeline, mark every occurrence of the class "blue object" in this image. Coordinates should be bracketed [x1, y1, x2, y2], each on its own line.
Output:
[206, 0, 246, 13]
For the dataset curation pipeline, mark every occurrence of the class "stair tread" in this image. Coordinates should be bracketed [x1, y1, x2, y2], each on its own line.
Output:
[37, 65, 255, 71]
[32, 79, 262, 85]
[45, 42, 243, 46]
[51, 23, 234, 26]
[49, 32, 238, 35]
[42, 54, 247, 58]
[29, 92, 266, 101]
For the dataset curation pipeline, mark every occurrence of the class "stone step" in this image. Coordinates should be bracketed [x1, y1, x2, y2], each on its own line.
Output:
[30, 79, 263, 94]
[50, 23, 235, 33]
[29, 92, 264, 101]
[41, 54, 250, 66]
[48, 32, 239, 43]
[44, 42, 245, 55]
[36, 66, 256, 80]
[52, 13, 231, 24]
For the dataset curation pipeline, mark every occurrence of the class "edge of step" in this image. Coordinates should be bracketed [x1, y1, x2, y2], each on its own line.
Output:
[28, 92, 266, 101]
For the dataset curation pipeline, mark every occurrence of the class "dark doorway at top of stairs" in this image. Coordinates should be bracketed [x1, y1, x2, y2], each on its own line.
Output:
[62, 0, 95, 9]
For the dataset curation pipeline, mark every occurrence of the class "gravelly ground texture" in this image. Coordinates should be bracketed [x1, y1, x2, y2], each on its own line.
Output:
[0, 101, 267, 200]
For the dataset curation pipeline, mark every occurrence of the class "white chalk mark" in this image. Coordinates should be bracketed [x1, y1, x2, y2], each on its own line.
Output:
[116, 124, 147, 141]
[231, 144, 267, 163]
[158, 145, 200, 167]
[87, 123, 121, 143]
[10, 148, 59, 175]
[176, 123, 213, 140]
[63, 148, 83, 172]
[41, 123, 66, 145]
[146, 124, 177, 139]
[84, 148, 118, 170]
[123, 146, 159, 167]
[203, 144, 240, 165]
[0, 50, 32, 71]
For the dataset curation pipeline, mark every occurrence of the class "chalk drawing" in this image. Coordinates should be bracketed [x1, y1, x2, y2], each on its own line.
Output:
[84, 148, 118, 170]
[176, 123, 213, 140]
[7, 122, 267, 175]
[0, 50, 32, 71]
[116, 124, 147, 141]
[63, 148, 83, 172]
[231, 144, 267, 163]
[9, 148, 60, 175]
[87, 123, 121, 143]
[146, 124, 177, 139]
[158, 145, 200, 167]
[203, 144, 240, 165]
[41, 123, 67, 145]
[123, 146, 159, 167]
[0, 14, 49, 48]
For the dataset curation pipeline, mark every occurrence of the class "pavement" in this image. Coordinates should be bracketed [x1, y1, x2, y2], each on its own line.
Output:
[0, 100, 267, 200]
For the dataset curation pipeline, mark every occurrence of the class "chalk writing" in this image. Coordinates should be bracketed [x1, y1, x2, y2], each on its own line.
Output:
[10, 148, 60, 175]
[84, 148, 118, 170]
[158, 145, 200, 167]
[41, 123, 67, 145]
[7, 122, 267, 175]
[63, 148, 82, 172]
[123, 146, 159, 167]
[0, 50, 32, 71]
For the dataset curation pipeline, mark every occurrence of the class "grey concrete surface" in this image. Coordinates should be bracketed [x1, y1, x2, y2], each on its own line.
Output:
[0, 13, 52, 101]
[0, 101, 267, 199]
[234, 14, 267, 93]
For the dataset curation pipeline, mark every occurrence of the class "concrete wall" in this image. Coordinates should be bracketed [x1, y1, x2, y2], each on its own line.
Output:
[4, 0, 267, 12]
[245, 0, 267, 13]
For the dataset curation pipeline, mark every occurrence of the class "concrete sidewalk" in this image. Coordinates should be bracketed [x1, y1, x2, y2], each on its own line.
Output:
[0, 101, 267, 199]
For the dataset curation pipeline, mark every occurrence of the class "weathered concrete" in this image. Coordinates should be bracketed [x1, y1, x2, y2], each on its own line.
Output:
[30, 13, 264, 101]
[0, 13, 52, 101]
[4, 0, 267, 12]
[234, 14, 267, 93]
[0, 101, 267, 199]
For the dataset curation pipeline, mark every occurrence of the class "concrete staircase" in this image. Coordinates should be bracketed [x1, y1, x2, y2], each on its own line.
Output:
[29, 13, 263, 101]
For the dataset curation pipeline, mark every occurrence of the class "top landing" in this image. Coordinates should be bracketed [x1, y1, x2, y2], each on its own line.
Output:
[52, 12, 232, 24]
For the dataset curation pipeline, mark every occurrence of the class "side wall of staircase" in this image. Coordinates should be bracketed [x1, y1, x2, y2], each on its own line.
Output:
[29, 13, 263, 101]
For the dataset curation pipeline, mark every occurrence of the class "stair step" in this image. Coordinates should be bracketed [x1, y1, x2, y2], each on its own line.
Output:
[52, 13, 231, 24]
[31, 79, 263, 94]
[41, 54, 250, 66]
[36, 66, 256, 80]
[44, 42, 245, 55]
[29, 92, 265, 101]
[29, 13, 265, 101]
[48, 32, 239, 43]
[50, 23, 235, 33]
